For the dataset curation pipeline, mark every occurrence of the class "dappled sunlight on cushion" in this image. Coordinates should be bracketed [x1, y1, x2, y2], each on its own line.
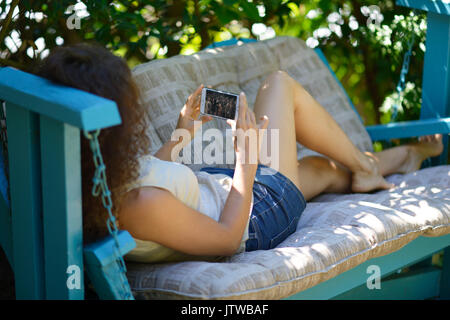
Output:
[354, 211, 386, 235]
[128, 164, 449, 299]
[403, 200, 447, 223]
[126, 35, 450, 299]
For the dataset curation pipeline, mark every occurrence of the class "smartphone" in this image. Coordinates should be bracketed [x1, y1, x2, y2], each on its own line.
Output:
[200, 87, 239, 121]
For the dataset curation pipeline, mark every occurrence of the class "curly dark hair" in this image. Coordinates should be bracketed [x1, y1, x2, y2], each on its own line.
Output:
[37, 43, 150, 244]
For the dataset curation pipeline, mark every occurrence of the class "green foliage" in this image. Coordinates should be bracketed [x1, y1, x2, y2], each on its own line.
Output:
[0, 0, 426, 125]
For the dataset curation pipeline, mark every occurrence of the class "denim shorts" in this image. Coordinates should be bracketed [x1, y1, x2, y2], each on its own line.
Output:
[200, 165, 307, 251]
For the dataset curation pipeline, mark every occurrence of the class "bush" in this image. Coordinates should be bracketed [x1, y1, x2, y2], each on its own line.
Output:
[0, 0, 426, 125]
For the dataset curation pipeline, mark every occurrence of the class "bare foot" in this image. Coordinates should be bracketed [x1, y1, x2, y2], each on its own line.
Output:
[397, 134, 444, 174]
[352, 153, 394, 193]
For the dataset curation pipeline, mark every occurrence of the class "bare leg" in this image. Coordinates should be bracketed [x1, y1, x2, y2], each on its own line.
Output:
[253, 71, 391, 196]
[374, 134, 444, 175]
[252, 71, 444, 200]
[252, 72, 299, 185]
[296, 156, 351, 201]
[293, 134, 443, 201]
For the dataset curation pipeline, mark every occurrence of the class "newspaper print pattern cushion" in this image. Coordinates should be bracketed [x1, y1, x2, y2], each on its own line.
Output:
[128, 36, 449, 299]
[126, 165, 450, 299]
[131, 36, 373, 170]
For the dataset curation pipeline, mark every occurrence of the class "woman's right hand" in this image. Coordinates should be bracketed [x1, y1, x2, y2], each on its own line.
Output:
[227, 92, 269, 165]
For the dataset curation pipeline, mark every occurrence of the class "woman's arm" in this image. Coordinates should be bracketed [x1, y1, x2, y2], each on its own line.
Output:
[119, 176, 255, 256]
[120, 92, 268, 256]
[119, 164, 257, 257]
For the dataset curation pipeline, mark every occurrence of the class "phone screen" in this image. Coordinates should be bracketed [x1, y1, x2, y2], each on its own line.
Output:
[203, 88, 238, 120]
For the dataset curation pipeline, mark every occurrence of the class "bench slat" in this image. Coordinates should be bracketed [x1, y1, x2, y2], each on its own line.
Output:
[84, 230, 136, 300]
[366, 117, 450, 141]
[396, 0, 450, 16]
[6, 103, 45, 299]
[40, 115, 84, 299]
[0, 67, 121, 131]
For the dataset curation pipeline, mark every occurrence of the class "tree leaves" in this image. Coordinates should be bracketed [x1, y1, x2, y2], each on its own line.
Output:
[0, 0, 426, 124]
[239, 0, 261, 22]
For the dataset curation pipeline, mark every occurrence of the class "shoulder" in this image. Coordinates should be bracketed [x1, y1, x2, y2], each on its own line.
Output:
[127, 155, 199, 193]
[138, 155, 197, 180]
[122, 185, 173, 212]
[119, 185, 175, 230]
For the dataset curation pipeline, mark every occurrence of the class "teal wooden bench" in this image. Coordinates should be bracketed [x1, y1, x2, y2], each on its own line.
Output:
[0, 0, 449, 299]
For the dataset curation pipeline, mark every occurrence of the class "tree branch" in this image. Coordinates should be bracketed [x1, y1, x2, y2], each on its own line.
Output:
[0, 57, 24, 69]
[195, 0, 210, 49]
[0, 0, 20, 44]
[350, 0, 383, 124]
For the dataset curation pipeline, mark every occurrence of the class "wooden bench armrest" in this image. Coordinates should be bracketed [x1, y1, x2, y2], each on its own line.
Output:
[366, 118, 450, 141]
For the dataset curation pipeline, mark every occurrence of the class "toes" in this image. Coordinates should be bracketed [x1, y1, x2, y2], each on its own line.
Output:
[382, 181, 395, 190]
[419, 134, 443, 144]
[434, 134, 443, 142]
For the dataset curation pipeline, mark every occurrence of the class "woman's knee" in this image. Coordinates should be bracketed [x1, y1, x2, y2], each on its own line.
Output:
[259, 70, 295, 104]
[264, 70, 305, 101]
[266, 70, 290, 84]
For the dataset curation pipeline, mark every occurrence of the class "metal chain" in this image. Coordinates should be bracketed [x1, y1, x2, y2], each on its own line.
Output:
[391, 13, 417, 122]
[83, 129, 133, 300]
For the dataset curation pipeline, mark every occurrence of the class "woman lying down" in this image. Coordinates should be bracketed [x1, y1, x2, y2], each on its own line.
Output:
[37, 44, 444, 263]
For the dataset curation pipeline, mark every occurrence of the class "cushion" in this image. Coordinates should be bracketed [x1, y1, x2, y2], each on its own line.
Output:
[131, 36, 373, 169]
[128, 36, 449, 299]
[126, 165, 450, 299]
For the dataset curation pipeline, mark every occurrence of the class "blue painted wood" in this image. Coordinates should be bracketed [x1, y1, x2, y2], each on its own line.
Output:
[333, 267, 441, 300]
[84, 231, 135, 267]
[420, 12, 450, 165]
[396, 0, 450, 16]
[440, 247, 450, 299]
[285, 235, 450, 299]
[0, 144, 12, 264]
[366, 118, 450, 141]
[0, 181, 12, 265]
[0, 146, 9, 208]
[397, 0, 450, 165]
[420, 13, 450, 120]
[0, 67, 122, 131]
[40, 115, 84, 300]
[0, 67, 131, 300]
[314, 48, 364, 124]
[205, 38, 257, 49]
[6, 103, 45, 299]
[84, 230, 136, 300]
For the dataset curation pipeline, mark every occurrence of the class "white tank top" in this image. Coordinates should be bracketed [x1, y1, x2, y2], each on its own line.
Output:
[122, 155, 251, 263]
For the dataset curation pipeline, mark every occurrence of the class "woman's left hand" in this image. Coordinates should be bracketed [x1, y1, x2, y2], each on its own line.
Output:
[176, 84, 212, 139]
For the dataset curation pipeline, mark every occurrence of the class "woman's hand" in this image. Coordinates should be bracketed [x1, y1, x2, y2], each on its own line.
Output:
[176, 84, 212, 140]
[155, 84, 212, 162]
[227, 92, 269, 165]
